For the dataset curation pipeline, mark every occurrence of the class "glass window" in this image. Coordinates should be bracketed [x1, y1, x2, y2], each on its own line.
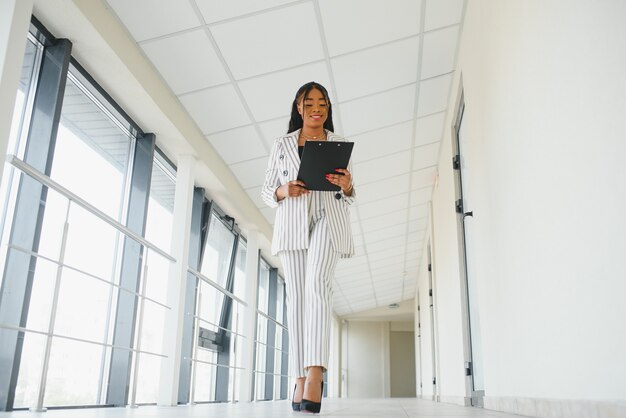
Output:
[193, 209, 240, 403]
[200, 212, 236, 288]
[134, 152, 176, 404]
[254, 259, 271, 400]
[0, 36, 41, 283]
[49, 72, 132, 222]
[12, 64, 135, 408]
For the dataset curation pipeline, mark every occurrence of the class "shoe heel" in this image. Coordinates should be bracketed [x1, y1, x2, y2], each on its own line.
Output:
[300, 381, 323, 414]
[291, 384, 301, 411]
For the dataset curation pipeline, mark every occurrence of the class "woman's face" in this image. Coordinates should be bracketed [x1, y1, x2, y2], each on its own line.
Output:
[297, 88, 328, 130]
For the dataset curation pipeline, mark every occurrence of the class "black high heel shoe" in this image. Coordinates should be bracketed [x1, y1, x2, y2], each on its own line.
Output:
[292, 384, 301, 411]
[300, 381, 324, 413]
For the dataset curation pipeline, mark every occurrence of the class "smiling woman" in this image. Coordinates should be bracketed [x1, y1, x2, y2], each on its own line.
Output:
[261, 82, 356, 413]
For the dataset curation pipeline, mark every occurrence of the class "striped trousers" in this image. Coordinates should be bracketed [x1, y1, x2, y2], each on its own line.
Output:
[279, 196, 339, 378]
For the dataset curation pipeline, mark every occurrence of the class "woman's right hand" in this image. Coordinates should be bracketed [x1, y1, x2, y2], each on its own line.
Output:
[275, 180, 309, 201]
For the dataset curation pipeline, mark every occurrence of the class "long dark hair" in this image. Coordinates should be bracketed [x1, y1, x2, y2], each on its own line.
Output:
[287, 81, 334, 133]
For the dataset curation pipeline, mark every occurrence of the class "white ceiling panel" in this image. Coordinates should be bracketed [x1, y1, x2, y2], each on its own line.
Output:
[424, 0, 465, 31]
[417, 73, 453, 117]
[410, 188, 432, 207]
[179, 84, 250, 134]
[361, 209, 408, 233]
[409, 203, 429, 220]
[245, 186, 265, 208]
[369, 255, 404, 271]
[367, 237, 408, 255]
[259, 206, 276, 225]
[107, 0, 201, 42]
[319, 0, 422, 56]
[411, 167, 437, 190]
[210, 3, 324, 79]
[412, 141, 441, 170]
[409, 217, 429, 233]
[356, 173, 410, 202]
[229, 156, 269, 189]
[195, 0, 297, 23]
[363, 223, 406, 244]
[259, 118, 290, 149]
[351, 121, 413, 163]
[238, 62, 331, 121]
[141, 29, 228, 95]
[207, 125, 267, 164]
[420, 26, 460, 80]
[354, 151, 411, 186]
[340, 85, 417, 136]
[332, 37, 420, 102]
[415, 112, 446, 146]
[358, 193, 408, 221]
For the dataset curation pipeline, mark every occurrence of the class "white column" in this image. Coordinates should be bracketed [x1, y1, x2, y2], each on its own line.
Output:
[158, 155, 195, 406]
[238, 229, 259, 402]
[0, 0, 33, 183]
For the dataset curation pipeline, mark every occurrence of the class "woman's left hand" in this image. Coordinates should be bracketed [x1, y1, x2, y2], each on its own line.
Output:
[326, 168, 353, 195]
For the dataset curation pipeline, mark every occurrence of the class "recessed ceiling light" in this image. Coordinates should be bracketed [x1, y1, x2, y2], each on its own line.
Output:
[388, 303, 400, 309]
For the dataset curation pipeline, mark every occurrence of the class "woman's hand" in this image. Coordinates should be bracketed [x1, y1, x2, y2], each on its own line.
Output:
[275, 180, 309, 201]
[326, 168, 353, 196]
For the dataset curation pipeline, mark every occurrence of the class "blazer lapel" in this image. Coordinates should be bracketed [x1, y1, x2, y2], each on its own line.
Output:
[284, 130, 300, 171]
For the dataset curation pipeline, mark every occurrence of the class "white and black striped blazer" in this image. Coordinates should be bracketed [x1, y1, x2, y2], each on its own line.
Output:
[261, 129, 355, 258]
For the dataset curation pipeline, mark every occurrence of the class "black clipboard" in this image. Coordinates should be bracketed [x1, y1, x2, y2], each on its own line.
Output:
[297, 141, 354, 191]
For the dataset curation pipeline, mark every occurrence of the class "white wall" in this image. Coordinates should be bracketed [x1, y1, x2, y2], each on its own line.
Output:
[343, 321, 390, 398]
[421, 0, 626, 413]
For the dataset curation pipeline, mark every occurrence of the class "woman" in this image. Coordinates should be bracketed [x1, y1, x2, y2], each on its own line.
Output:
[261, 82, 355, 413]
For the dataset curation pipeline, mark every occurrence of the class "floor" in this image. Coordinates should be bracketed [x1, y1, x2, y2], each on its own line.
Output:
[0, 398, 530, 418]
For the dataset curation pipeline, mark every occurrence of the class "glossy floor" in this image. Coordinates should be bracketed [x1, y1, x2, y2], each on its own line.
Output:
[0, 398, 530, 417]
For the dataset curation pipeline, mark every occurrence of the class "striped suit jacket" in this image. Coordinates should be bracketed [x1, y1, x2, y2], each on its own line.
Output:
[261, 129, 355, 258]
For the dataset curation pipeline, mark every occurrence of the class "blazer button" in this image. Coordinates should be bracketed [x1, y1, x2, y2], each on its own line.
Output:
[279, 154, 284, 160]
[335, 193, 342, 200]
[283, 170, 288, 176]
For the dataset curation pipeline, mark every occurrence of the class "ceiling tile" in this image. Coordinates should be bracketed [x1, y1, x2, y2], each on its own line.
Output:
[369, 255, 404, 271]
[106, 0, 201, 42]
[415, 112, 446, 146]
[351, 121, 413, 163]
[238, 62, 331, 122]
[410, 188, 432, 207]
[354, 151, 411, 186]
[245, 186, 265, 208]
[367, 236, 407, 255]
[210, 3, 324, 79]
[229, 156, 268, 188]
[259, 118, 290, 149]
[332, 37, 420, 102]
[340, 85, 416, 136]
[424, 0, 465, 31]
[356, 173, 410, 204]
[412, 141, 440, 170]
[363, 223, 406, 245]
[259, 206, 276, 224]
[409, 217, 428, 233]
[361, 209, 408, 233]
[141, 29, 229, 95]
[319, 0, 422, 56]
[368, 247, 405, 263]
[195, 0, 297, 23]
[409, 202, 428, 218]
[207, 125, 267, 164]
[417, 73, 453, 117]
[411, 167, 437, 189]
[421, 26, 460, 80]
[357, 193, 408, 221]
[179, 84, 250, 134]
